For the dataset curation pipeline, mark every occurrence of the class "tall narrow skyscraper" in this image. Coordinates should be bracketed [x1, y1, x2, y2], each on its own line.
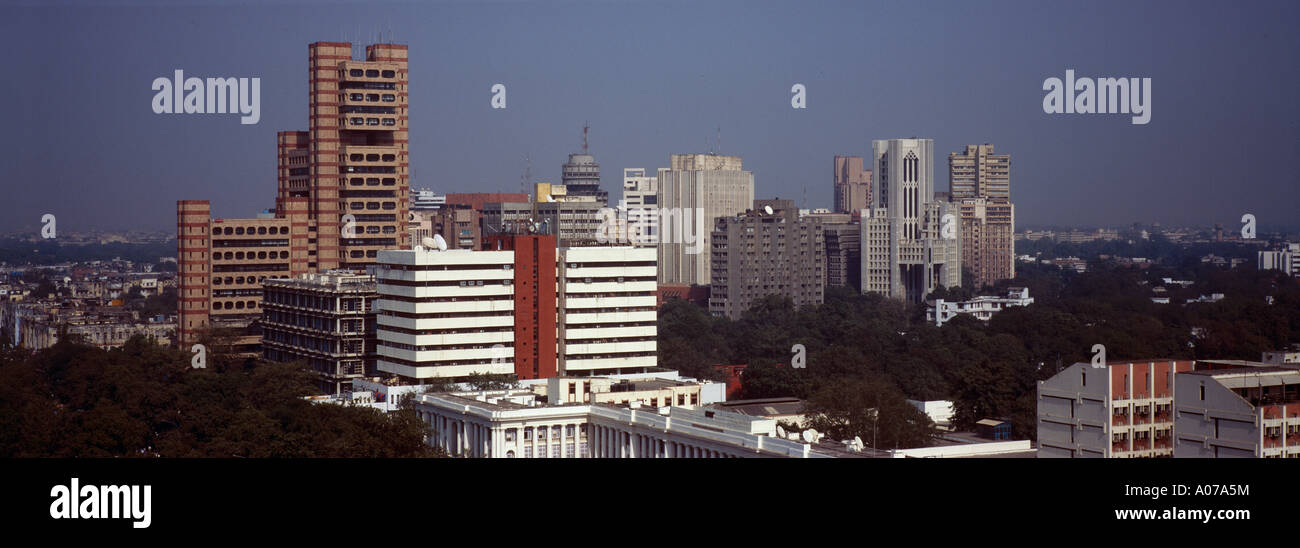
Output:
[861, 139, 961, 304]
[949, 144, 1014, 288]
[656, 154, 755, 286]
[179, 41, 411, 348]
[833, 155, 872, 214]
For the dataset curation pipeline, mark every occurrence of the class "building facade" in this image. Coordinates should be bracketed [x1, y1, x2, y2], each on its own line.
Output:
[261, 272, 378, 394]
[1037, 360, 1194, 458]
[178, 41, 411, 348]
[861, 139, 961, 304]
[657, 154, 755, 286]
[709, 200, 825, 319]
[949, 144, 1014, 288]
[413, 387, 832, 458]
[1174, 366, 1300, 458]
[833, 155, 872, 214]
[927, 287, 1033, 325]
[621, 168, 660, 246]
[373, 235, 657, 383]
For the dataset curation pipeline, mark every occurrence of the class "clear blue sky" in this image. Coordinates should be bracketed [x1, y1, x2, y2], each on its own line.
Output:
[2, 0, 1297, 234]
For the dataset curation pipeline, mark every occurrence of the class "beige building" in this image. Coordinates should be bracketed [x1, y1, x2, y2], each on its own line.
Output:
[178, 41, 410, 349]
[656, 154, 755, 286]
[833, 155, 872, 214]
[949, 144, 1015, 288]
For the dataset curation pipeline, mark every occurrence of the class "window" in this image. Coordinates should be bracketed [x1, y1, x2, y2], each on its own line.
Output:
[523, 427, 532, 441]
[505, 429, 517, 442]
[1200, 385, 1205, 401]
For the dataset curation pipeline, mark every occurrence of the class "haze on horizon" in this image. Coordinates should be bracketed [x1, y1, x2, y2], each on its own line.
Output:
[1, 0, 1296, 235]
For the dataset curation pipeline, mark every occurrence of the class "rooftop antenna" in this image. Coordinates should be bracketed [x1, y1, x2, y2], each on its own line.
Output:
[716, 126, 721, 155]
[582, 122, 590, 154]
[521, 154, 531, 195]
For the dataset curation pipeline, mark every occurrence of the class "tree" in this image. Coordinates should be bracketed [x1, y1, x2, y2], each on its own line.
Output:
[803, 377, 935, 450]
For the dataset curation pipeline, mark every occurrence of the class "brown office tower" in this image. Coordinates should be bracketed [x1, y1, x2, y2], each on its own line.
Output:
[833, 155, 872, 214]
[178, 41, 411, 349]
[709, 200, 825, 319]
[948, 144, 1014, 288]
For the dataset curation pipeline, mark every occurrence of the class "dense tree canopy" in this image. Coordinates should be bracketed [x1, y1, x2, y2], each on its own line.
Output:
[659, 258, 1300, 446]
[0, 336, 441, 458]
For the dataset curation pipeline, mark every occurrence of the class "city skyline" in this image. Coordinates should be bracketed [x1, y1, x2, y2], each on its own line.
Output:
[2, 0, 1298, 235]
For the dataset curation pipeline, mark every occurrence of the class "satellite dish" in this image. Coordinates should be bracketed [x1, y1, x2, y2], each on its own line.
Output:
[776, 425, 786, 439]
[802, 429, 818, 443]
[764, 205, 774, 215]
[545, 195, 555, 202]
[433, 234, 448, 251]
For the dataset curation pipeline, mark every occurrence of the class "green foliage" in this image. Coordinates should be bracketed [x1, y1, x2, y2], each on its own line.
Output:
[0, 335, 443, 458]
[803, 376, 936, 450]
[658, 257, 1300, 443]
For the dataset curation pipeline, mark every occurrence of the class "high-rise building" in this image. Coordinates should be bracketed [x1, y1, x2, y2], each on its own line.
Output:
[1037, 360, 1194, 458]
[560, 125, 607, 206]
[833, 155, 872, 214]
[277, 41, 410, 272]
[949, 144, 1014, 288]
[709, 200, 825, 319]
[948, 144, 1009, 199]
[178, 41, 411, 348]
[621, 168, 660, 246]
[261, 272, 378, 394]
[860, 139, 961, 304]
[803, 211, 860, 290]
[373, 236, 657, 383]
[956, 197, 1015, 288]
[657, 154, 755, 286]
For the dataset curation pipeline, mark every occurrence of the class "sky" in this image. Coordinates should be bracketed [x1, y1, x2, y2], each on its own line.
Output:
[1, 0, 1297, 234]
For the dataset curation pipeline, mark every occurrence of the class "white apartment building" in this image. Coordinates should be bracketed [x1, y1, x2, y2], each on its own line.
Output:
[413, 387, 833, 458]
[621, 168, 659, 246]
[1258, 243, 1299, 277]
[926, 287, 1034, 325]
[373, 236, 657, 383]
[1038, 360, 1194, 458]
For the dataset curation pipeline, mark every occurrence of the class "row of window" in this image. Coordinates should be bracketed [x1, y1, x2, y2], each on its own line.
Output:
[213, 275, 271, 286]
[349, 201, 398, 210]
[344, 93, 397, 103]
[345, 153, 397, 162]
[346, 68, 396, 78]
[347, 177, 397, 186]
[216, 250, 290, 261]
[346, 117, 397, 126]
[217, 226, 289, 236]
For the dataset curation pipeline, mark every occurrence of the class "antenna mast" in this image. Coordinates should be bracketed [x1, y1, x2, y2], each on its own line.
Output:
[582, 122, 590, 154]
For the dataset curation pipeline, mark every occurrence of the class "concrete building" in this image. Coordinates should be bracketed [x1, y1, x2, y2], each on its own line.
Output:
[373, 235, 657, 384]
[261, 272, 378, 394]
[861, 139, 962, 304]
[821, 221, 861, 290]
[948, 144, 1009, 199]
[1258, 242, 1299, 278]
[411, 188, 446, 211]
[178, 41, 410, 348]
[657, 154, 755, 286]
[479, 198, 605, 248]
[559, 125, 607, 206]
[1037, 360, 1194, 458]
[621, 168, 660, 246]
[1, 302, 173, 350]
[833, 155, 872, 214]
[177, 202, 306, 353]
[927, 287, 1033, 325]
[949, 145, 1014, 288]
[413, 386, 834, 458]
[1174, 365, 1300, 458]
[709, 199, 825, 319]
